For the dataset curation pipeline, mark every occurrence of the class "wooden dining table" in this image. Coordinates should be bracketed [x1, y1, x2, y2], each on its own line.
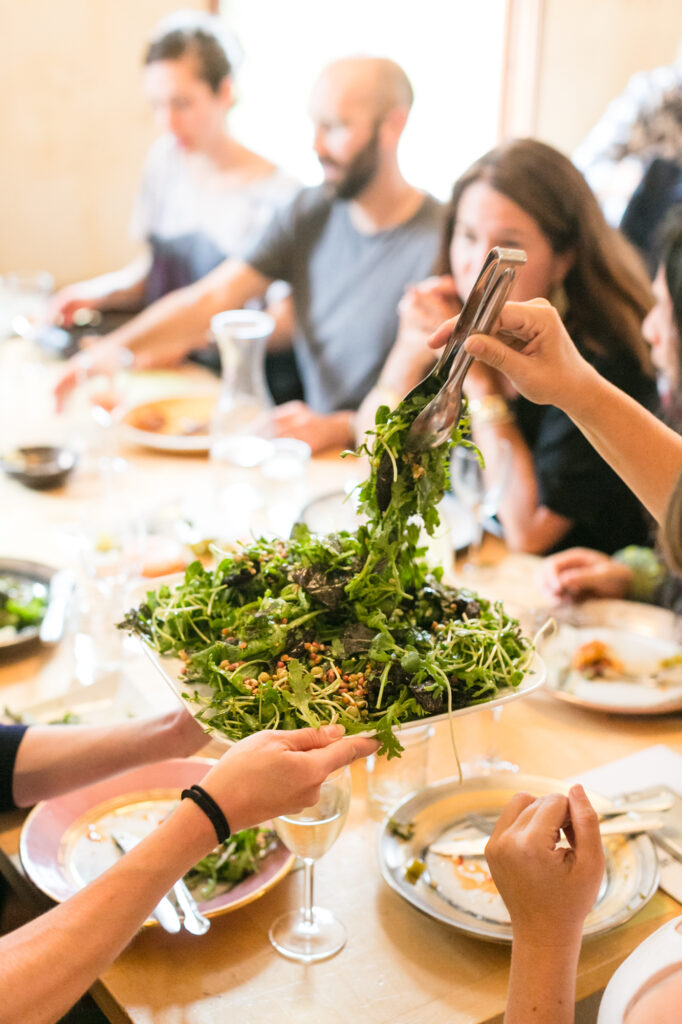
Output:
[1, 339, 681, 1024]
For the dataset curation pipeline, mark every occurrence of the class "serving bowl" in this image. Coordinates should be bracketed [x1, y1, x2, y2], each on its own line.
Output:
[0, 445, 77, 489]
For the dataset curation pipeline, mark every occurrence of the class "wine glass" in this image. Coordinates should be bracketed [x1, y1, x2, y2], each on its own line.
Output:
[269, 766, 351, 963]
[75, 459, 146, 677]
[66, 346, 133, 467]
[451, 439, 511, 568]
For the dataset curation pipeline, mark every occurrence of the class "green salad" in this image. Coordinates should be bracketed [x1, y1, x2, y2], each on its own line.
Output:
[120, 394, 533, 760]
[0, 576, 47, 639]
[184, 826, 278, 900]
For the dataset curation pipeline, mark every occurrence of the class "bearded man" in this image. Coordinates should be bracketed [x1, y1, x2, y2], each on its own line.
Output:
[56, 56, 443, 452]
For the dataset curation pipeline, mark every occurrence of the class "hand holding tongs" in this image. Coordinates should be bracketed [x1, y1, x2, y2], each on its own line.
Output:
[375, 247, 527, 512]
[405, 246, 527, 450]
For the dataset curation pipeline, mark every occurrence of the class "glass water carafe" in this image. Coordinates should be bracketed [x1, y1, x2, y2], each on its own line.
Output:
[209, 309, 275, 469]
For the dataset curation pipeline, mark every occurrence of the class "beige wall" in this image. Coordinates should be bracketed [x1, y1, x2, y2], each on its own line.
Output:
[534, 0, 682, 154]
[2, 0, 680, 286]
[0, 0, 206, 286]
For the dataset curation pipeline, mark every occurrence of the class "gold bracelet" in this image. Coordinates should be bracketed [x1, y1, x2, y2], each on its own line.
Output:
[468, 394, 514, 427]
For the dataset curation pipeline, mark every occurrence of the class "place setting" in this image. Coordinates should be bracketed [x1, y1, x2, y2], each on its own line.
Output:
[540, 599, 682, 715]
[3, 51, 682, 1021]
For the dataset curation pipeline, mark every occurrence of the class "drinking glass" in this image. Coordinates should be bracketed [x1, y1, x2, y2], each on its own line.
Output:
[461, 705, 518, 777]
[269, 766, 351, 962]
[257, 437, 312, 538]
[65, 346, 132, 468]
[209, 310, 276, 540]
[451, 439, 511, 567]
[0, 270, 53, 339]
[72, 459, 146, 677]
[365, 725, 433, 818]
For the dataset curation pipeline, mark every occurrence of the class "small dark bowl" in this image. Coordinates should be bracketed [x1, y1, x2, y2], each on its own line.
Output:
[0, 446, 77, 490]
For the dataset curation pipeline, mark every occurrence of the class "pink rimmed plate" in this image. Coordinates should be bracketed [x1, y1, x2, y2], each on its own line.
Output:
[19, 758, 294, 926]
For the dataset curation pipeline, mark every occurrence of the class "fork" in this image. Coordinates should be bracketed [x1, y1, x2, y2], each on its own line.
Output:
[465, 792, 675, 837]
[375, 247, 527, 512]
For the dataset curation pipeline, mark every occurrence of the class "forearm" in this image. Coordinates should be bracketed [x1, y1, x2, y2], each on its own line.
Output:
[505, 937, 581, 1024]
[564, 369, 682, 523]
[379, 331, 436, 398]
[273, 404, 356, 453]
[327, 410, 356, 451]
[106, 260, 272, 363]
[70, 255, 151, 312]
[12, 710, 202, 807]
[0, 802, 213, 1024]
[266, 291, 295, 351]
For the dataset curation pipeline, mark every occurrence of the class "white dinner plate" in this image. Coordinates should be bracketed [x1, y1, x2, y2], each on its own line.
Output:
[542, 599, 682, 714]
[379, 773, 660, 943]
[120, 394, 216, 453]
[0, 675, 154, 727]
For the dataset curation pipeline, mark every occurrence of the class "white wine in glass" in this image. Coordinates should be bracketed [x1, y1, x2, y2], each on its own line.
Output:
[269, 766, 351, 963]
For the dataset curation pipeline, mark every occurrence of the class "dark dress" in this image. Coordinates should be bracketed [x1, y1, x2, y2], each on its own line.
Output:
[0, 725, 27, 812]
[512, 340, 658, 555]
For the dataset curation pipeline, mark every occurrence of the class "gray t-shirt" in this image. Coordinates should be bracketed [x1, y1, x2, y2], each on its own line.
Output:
[244, 186, 443, 412]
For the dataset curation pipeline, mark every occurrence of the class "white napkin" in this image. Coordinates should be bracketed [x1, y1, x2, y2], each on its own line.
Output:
[568, 744, 682, 904]
[567, 744, 682, 798]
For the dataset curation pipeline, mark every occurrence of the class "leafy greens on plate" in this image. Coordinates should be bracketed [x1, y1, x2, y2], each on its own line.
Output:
[184, 826, 278, 900]
[120, 394, 533, 759]
[0, 575, 47, 640]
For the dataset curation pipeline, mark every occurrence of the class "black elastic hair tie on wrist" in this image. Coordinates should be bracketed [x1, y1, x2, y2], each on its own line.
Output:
[181, 784, 230, 844]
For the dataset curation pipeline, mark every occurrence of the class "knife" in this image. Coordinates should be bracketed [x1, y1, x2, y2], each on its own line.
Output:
[430, 813, 666, 859]
[172, 878, 211, 935]
[39, 569, 75, 645]
[111, 830, 182, 934]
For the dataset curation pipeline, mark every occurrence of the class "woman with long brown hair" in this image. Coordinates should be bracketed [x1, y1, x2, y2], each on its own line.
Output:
[358, 138, 657, 555]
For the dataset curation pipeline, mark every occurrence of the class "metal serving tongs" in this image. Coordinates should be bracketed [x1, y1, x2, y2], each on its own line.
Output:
[375, 247, 527, 512]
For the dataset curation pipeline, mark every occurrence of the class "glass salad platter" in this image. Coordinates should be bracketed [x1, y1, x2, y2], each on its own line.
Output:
[126, 574, 545, 750]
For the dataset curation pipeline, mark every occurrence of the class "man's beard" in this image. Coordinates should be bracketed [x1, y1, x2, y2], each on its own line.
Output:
[323, 126, 382, 200]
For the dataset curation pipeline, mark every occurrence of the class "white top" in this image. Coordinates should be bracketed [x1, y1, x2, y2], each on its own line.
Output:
[597, 914, 682, 1022]
[131, 133, 299, 260]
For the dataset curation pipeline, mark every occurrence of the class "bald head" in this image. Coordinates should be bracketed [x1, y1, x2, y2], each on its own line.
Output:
[309, 56, 414, 199]
[314, 56, 414, 118]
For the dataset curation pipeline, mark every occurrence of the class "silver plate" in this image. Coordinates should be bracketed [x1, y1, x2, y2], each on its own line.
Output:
[379, 773, 660, 944]
[0, 557, 54, 653]
[542, 599, 682, 715]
